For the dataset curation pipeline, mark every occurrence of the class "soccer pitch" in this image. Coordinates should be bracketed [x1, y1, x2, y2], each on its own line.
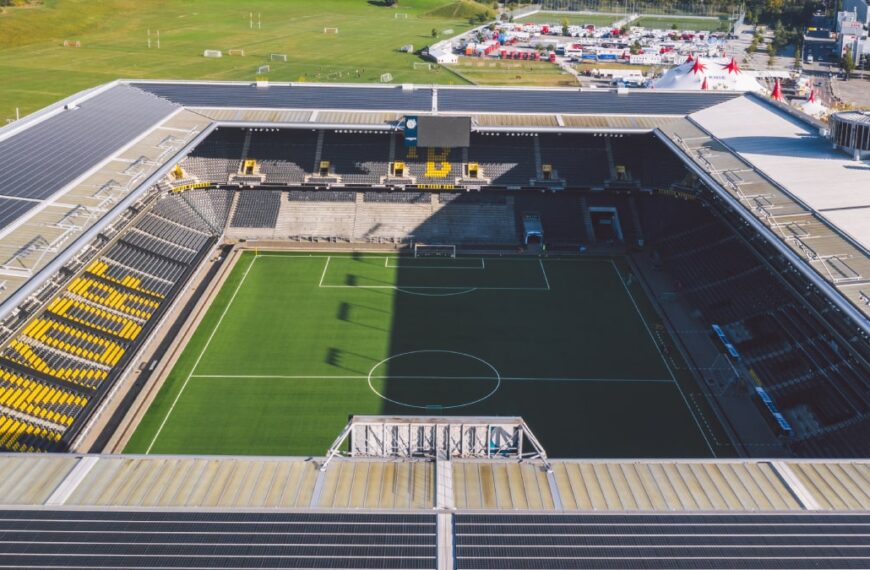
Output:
[125, 252, 719, 458]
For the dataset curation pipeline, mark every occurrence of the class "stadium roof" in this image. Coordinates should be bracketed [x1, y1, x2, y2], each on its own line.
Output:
[0, 80, 867, 333]
[3, 454, 868, 512]
[0, 454, 867, 568]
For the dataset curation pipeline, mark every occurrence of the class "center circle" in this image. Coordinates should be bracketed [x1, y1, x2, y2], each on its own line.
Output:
[367, 350, 501, 410]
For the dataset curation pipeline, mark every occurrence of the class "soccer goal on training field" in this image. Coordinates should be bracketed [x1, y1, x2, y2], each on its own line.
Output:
[323, 27, 339, 34]
[270, 53, 288, 62]
[228, 49, 245, 56]
[414, 244, 456, 258]
[394, 12, 408, 19]
[380, 72, 394, 83]
[412, 62, 433, 71]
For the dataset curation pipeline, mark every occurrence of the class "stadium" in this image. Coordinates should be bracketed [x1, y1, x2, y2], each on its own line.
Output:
[0, 79, 868, 568]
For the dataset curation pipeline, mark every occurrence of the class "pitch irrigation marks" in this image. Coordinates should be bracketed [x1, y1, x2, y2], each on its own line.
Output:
[609, 259, 716, 457]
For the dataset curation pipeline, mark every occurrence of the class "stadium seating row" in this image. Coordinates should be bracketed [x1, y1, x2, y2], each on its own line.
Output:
[0, 188, 232, 451]
[640, 192, 870, 457]
[228, 190, 520, 245]
[179, 129, 685, 190]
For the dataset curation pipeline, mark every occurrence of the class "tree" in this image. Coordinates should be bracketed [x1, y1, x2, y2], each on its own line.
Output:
[767, 42, 776, 66]
[841, 46, 855, 80]
[431, 28, 438, 38]
[561, 18, 570, 36]
[630, 40, 642, 55]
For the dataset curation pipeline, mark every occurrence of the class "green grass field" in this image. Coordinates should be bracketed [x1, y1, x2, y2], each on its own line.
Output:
[125, 252, 721, 459]
[632, 16, 726, 31]
[0, 0, 478, 121]
[449, 57, 578, 87]
[517, 12, 620, 27]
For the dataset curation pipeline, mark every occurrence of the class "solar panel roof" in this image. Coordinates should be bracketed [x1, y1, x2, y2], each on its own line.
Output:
[0, 85, 178, 204]
[0, 510, 437, 569]
[133, 82, 435, 112]
[0, 198, 37, 231]
[438, 88, 740, 115]
[454, 513, 870, 570]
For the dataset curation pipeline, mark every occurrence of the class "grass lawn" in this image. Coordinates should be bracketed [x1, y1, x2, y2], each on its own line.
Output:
[633, 16, 726, 31]
[517, 12, 620, 27]
[125, 252, 722, 459]
[449, 57, 577, 87]
[0, 0, 475, 121]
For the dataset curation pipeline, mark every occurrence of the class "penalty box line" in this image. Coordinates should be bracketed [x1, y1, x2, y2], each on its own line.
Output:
[190, 374, 673, 384]
[384, 257, 485, 269]
[318, 255, 551, 291]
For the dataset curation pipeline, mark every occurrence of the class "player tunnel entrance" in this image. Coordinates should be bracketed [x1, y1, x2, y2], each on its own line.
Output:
[589, 206, 624, 242]
[522, 212, 543, 245]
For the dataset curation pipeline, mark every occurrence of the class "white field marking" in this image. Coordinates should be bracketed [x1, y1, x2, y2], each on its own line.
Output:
[609, 259, 716, 457]
[394, 287, 478, 297]
[191, 374, 673, 383]
[539, 259, 551, 291]
[320, 284, 548, 291]
[254, 253, 610, 263]
[367, 349, 502, 409]
[318, 256, 331, 288]
[384, 257, 485, 269]
[145, 254, 259, 454]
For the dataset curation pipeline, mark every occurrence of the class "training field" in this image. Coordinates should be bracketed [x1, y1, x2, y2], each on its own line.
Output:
[516, 12, 620, 27]
[126, 252, 721, 458]
[0, 0, 477, 120]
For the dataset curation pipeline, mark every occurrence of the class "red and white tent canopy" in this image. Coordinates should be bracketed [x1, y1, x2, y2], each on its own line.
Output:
[654, 56, 763, 92]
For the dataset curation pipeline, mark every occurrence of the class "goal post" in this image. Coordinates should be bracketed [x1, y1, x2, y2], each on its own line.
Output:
[323, 27, 339, 34]
[414, 244, 456, 258]
[270, 53, 288, 62]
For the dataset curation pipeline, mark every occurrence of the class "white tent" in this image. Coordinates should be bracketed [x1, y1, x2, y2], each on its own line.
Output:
[795, 88, 828, 118]
[653, 56, 764, 92]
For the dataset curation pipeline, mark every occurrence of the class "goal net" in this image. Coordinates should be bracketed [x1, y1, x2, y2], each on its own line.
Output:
[414, 244, 456, 258]
[379, 72, 393, 83]
[270, 53, 288, 62]
[413, 62, 433, 71]
[394, 12, 408, 19]
[323, 27, 339, 34]
[228, 49, 245, 56]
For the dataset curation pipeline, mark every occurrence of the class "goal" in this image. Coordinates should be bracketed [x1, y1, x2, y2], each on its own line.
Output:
[414, 244, 456, 258]
[379, 72, 394, 83]
[228, 49, 245, 56]
[323, 27, 339, 34]
[270, 53, 288, 62]
[257, 65, 270, 74]
[413, 62, 433, 71]
[394, 12, 408, 19]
